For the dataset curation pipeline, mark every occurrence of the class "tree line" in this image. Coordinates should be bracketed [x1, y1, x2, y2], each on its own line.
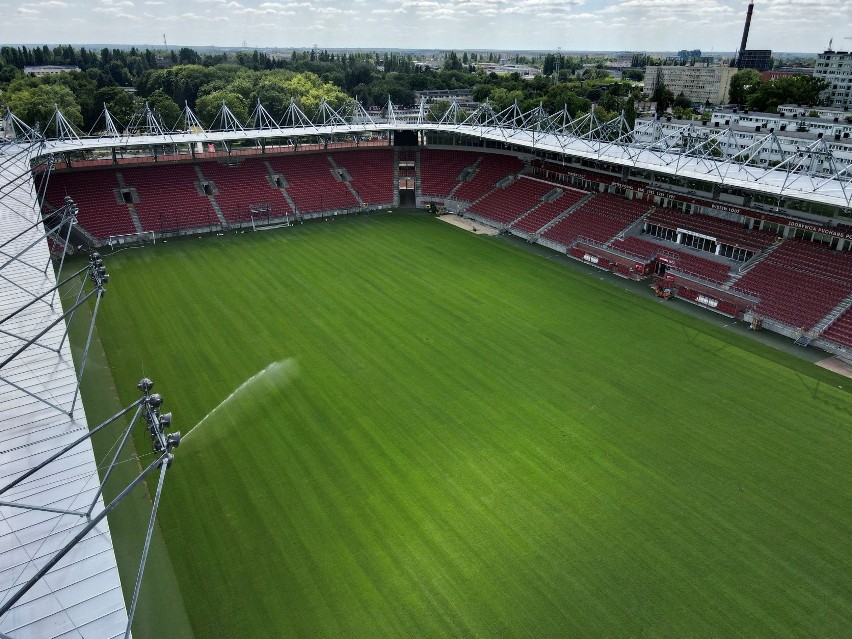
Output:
[0, 44, 645, 134]
[727, 69, 828, 112]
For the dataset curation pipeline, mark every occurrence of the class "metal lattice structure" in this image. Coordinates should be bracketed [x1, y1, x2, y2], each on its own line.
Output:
[3, 98, 849, 210]
[0, 136, 133, 638]
[0, 124, 180, 639]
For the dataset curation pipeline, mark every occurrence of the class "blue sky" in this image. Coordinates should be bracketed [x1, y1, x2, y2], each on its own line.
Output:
[3, 0, 845, 53]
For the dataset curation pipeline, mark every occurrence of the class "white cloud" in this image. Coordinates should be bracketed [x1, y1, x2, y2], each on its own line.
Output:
[23, 0, 71, 7]
[0, 0, 843, 52]
[314, 5, 354, 14]
[258, 1, 310, 7]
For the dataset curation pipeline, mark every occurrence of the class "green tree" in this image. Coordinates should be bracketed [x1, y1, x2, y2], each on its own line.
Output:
[542, 85, 591, 116]
[598, 90, 622, 114]
[729, 69, 760, 105]
[581, 67, 610, 81]
[672, 106, 693, 120]
[250, 83, 293, 121]
[284, 72, 349, 114]
[195, 90, 249, 127]
[240, 71, 349, 117]
[108, 60, 132, 86]
[178, 47, 201, 65]
[651, 75, 675, 113]
[443, 51, 463, 72]
[542, 54, 557, 77]
[368, 77, 415, 108]
[488, 87, 524, 112]
[623, 98, 637, 128]
[343, 63, 373, 93]
[146, 89, 181, 128]
[427, 99, 451, 121]
[673, 91, 693, 110]
[7, 83, 83, 132]
[472, 83, 491, 103]
[92, 86, 138, 130]
[746, 75, 829, 112]
[0, 59, 20, 84]
[137, 64, 226, 108]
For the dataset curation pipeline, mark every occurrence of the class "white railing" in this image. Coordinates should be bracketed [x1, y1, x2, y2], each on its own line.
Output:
[107, 231, 155, 247]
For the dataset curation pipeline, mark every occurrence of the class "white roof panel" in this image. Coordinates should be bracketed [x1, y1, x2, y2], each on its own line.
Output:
[0, 151, 129, 638]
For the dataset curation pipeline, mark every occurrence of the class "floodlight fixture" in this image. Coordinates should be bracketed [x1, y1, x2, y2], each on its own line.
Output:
[159, 412, 172, 427]
[86, 253, 109, 295]
[148, 393, 163, 409]
[137, 377, 154, 392]
[166, 432, 181, 449]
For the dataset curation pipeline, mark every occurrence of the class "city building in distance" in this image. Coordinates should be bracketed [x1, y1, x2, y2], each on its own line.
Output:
[738, 49, 773, 72]
[23, 64, 81, 77]
[643, 65, 738, 106]
[815, 48, 852, 109]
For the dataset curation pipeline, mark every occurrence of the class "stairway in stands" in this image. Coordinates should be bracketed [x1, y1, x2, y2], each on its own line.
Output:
[115, 171, 143, 234]
[535, 192, 594, 236]
[414, 149, 422, 204]
[263, 161, 297, 214]
[809, 291, 852, 343]
[468, 174, 519, 216]
[393, 149, 401, 206]
[446, 156, 482, 199]
[608, 206, 654, 245]
[722, 241, 783, 290]
[508, 187, 564, 234]
[194, 165, 227, 226]
[327, 155, 365, 207]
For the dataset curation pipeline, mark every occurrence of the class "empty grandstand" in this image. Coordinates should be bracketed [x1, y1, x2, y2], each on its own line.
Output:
[31, 110, 852, 352]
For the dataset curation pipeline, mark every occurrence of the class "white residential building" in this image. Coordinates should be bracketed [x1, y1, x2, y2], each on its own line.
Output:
[632, 115, 852, 175]
[643, 65, 738, 106]
[813, 49, 852, 110]
[708, 109, 852, 139]
[23, 65, 80, 77]
[777, 104, 852, 121]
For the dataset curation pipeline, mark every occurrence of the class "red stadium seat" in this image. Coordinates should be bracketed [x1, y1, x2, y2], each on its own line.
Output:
[542, 194, 650, 247]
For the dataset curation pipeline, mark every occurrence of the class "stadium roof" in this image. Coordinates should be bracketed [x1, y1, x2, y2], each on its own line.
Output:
[5, 99, 852, 210]
[0, 149, 129, 638]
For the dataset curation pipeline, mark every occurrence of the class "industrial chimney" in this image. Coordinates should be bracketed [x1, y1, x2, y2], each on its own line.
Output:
[736, 2, 755, 69]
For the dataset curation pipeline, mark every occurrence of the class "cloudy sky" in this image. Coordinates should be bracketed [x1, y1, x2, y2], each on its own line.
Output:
[2, 0, 846, 53]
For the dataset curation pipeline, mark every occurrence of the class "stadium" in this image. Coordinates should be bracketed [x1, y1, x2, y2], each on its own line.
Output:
[1, 96, 851, 638]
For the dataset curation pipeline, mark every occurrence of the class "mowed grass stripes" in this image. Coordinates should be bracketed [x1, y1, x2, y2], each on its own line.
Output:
[91, 214, 851, 638]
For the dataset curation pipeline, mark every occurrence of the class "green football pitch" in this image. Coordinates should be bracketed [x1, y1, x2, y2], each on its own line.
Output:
[83, 212, 850, 638]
